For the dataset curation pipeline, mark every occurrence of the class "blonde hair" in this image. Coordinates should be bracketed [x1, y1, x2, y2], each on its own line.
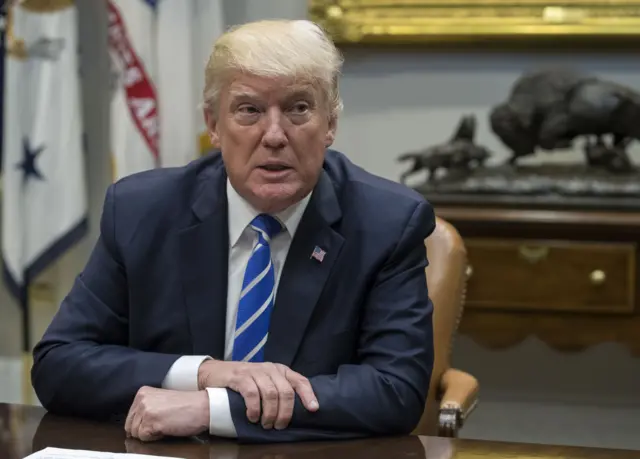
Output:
[202, 19, 344, 119]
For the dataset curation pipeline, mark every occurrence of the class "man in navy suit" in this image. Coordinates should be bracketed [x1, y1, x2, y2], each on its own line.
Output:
[31, 19, 436, 443]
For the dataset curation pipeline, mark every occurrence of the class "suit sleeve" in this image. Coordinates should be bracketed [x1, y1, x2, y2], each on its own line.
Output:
[31, 184, 182, 420]
[227, 200, 436, 443]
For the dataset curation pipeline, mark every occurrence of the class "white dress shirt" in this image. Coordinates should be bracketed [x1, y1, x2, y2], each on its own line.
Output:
[161, 179, 312, 437]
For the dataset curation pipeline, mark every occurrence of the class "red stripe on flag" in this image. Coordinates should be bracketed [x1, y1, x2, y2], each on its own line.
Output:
[106, 0, 160, 165]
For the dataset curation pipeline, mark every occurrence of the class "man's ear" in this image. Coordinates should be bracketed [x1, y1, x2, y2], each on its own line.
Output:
[325, 116, 337, 147]
[203, 108, 220, 148]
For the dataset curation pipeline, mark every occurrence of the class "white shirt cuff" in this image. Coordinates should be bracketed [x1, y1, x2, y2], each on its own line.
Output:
[206, 387, 237, 438]
[161, 355, 211, 391]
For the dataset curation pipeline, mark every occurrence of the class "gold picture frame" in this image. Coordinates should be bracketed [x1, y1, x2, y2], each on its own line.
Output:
[308, 0, 640, 47]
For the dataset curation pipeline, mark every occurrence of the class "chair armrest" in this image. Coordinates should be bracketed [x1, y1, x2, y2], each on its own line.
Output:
[438, 368, 479, 437]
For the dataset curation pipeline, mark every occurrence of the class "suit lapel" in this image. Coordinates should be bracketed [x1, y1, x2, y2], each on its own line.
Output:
[178, 160, 229, 358]
[265, 171, 344, 366]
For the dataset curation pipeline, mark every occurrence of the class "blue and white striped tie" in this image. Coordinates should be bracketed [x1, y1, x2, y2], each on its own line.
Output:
[232, 214, 284, 362]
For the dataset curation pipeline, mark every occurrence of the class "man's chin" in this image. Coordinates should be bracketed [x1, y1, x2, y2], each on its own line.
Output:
[249, 183, 306, 213]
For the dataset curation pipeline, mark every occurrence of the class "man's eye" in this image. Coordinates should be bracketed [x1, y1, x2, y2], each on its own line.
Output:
[290, 103, 309, 113]
[238, 105, 259, 114]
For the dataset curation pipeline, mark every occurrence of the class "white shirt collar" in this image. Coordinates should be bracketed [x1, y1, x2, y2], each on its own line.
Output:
[227, 179, 312, 247]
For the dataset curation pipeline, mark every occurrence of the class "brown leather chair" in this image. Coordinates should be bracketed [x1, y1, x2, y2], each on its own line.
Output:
[412, 216, 479, 437]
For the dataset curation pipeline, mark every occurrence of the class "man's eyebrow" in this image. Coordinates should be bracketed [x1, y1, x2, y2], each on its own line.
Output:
[228, 90, 258, 99]
[279, 88, 318, 104]
[285, 89, 314, 99]
[227, 88, 315, 102]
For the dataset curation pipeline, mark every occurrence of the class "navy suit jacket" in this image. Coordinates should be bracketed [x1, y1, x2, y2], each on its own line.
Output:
[32, 149, 436, 443]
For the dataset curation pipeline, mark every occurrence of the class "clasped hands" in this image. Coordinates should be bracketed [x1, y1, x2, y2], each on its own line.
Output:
[125, 361, 319, 441]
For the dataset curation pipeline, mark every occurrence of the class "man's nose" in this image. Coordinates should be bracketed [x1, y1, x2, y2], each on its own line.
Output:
[261, 110, 288, 149]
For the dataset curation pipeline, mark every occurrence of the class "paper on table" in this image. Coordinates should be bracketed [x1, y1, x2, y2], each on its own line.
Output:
[24, 447, 184, 459]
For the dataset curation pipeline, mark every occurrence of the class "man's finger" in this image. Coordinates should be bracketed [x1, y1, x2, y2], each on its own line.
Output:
[124, 396, 139, 436]
[253, 372, 279, 429]
[138, 426, 163, 443]
[286, 370, 319, 412]
[138, 427, 154, 442]
[237, 377, 261, 423]
[268, 369, 295, 430]
[130, 410, 144, 440]
[135, 411, 163, 442]
[124, 408, 134, 437]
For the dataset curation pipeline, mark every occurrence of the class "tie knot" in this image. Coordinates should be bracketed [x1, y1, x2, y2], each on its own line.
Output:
[250, 214, 284, 241]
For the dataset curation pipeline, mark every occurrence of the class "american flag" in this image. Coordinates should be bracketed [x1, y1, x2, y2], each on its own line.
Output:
[311, 246, 326, 263]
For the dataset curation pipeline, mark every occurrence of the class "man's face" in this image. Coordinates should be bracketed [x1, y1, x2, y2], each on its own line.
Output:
[205, 73, 336, 214]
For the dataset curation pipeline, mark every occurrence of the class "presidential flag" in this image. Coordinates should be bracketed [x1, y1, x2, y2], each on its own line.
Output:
[187, 0, 225, 157]
[107, 0, 159, 180]
[156, 0, 196, 169]
[107, 0, 224, 180]
[2, 0, 88, 351]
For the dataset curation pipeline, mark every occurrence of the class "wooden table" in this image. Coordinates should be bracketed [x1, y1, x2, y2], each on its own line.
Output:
[0, 404, 637, 459]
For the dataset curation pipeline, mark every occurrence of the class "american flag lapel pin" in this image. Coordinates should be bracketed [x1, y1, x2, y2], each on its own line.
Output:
[311, 245, 326, 263]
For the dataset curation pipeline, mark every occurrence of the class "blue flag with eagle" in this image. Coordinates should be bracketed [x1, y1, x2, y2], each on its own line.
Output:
[2, 0, 88, 338]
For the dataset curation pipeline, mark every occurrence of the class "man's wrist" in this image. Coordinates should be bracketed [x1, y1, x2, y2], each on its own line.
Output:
[198, 359, 226, 390]
[197, 360, 210, 390]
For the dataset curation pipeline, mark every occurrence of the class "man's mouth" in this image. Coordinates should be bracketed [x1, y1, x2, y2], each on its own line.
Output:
[258, 164, 290, 171]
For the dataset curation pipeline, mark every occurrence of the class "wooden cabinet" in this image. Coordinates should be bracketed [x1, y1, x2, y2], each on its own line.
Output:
[465, 238, 635, 314]
[434, 206, 640, 356]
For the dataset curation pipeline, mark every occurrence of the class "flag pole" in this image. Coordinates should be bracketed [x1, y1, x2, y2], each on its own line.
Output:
[5, 0, 87, 407]
[20, 282, 32, 405]
[6, 1, 33, 406]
